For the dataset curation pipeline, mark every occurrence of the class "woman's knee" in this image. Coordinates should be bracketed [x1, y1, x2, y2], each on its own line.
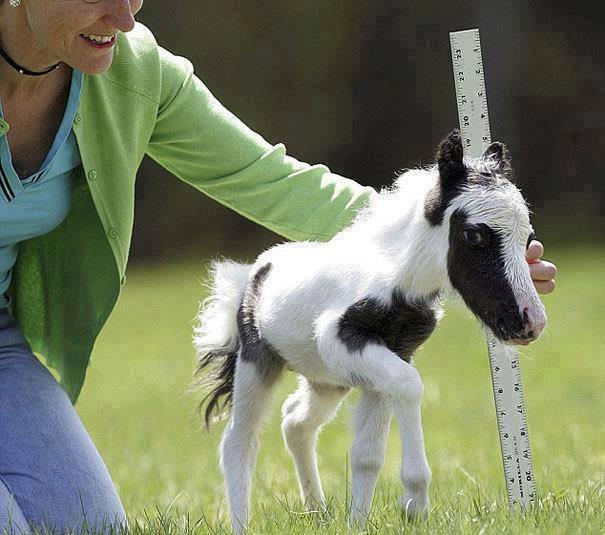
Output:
[0, 343, 127, 533]
[25, 487, 127, 534]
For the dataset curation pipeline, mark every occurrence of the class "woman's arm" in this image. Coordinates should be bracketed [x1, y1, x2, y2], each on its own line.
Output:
[146, 46, 376, 242]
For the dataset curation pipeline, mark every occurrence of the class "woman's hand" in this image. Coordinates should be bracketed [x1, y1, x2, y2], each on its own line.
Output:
[527, 240, 557, 294]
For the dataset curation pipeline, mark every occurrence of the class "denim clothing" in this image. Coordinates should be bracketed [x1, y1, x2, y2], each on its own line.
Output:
[0, 309, 125, 533]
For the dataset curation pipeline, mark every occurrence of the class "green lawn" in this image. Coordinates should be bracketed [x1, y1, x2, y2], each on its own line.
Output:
[75, 245, 604, 533]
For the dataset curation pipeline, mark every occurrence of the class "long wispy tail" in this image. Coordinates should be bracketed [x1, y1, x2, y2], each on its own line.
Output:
[193, 260, 252, 428]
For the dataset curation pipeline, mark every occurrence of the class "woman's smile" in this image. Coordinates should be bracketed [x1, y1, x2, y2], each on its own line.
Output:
[80, 33, 117, 49]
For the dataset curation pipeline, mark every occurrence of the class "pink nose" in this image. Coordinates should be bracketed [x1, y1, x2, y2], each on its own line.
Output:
[522, 308, 545, 340]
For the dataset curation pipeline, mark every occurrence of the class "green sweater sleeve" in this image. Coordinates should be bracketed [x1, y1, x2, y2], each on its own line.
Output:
[146, 47, 377, 242]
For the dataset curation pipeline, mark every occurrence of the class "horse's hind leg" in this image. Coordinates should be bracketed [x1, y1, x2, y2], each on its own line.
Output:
[281, 377, 350, 510]
[221, 357, 282, 533]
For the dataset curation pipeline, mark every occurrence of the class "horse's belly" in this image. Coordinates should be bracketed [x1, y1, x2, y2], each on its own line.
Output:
[262, 327, 341, 385]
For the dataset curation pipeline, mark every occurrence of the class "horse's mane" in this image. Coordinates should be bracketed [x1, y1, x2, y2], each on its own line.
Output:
[339, 164, 439, 238]
[335, 153, 521, 247]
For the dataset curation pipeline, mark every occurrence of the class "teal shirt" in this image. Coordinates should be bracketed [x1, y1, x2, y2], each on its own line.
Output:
[0, 70, 84, 310]
[6, 23, 376, 403]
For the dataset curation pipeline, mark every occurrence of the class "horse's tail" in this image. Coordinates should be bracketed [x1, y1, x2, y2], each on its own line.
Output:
[193, 259, 251, 428]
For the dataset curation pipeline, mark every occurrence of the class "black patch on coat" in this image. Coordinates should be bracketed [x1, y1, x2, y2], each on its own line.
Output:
[446, 209, 525, 340]
[337, 291, 438, 363]
[236, 263, 285, 382]
[425, 179, 464, 226]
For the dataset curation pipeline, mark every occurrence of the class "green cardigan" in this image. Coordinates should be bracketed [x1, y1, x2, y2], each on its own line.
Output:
[7, 23, 375, 403]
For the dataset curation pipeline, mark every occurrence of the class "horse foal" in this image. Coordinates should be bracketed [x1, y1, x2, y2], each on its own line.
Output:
[193, 129, 547, 532]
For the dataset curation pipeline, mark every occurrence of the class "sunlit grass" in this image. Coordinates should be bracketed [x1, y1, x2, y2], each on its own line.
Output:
[73, 245, 604, 533]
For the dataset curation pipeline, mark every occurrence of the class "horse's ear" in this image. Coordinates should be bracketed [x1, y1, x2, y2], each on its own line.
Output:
[482, 141, 512, 174]
[437, 129, 466, 188]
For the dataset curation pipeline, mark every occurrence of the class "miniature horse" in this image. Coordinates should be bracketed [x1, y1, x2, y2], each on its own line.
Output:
[193, 130, 546, 532]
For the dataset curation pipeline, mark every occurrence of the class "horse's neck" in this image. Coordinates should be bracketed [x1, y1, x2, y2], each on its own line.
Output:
[336, 178, 450, 300]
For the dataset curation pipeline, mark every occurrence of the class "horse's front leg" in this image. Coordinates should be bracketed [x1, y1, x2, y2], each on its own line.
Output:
[349, 390, 392, 521]
[315, 310, 431, 523]
[393, 394, 431, 519]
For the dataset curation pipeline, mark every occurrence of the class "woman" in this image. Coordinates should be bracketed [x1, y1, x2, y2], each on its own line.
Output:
[0, 0, 557, 532]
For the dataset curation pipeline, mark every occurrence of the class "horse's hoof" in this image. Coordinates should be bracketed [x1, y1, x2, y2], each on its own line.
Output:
[399, 492, 429, 521]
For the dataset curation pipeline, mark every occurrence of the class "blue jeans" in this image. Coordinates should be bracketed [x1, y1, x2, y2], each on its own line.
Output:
[0, 308, 126, 533]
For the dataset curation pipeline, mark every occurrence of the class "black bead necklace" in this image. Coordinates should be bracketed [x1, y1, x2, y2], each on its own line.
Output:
[0, 42, 61, 76]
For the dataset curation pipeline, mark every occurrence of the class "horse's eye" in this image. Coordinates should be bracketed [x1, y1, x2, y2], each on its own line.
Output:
[462, 229, 483, 245]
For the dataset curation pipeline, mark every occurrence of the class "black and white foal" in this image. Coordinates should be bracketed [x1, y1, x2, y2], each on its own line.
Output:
[194, 130, 547, 532]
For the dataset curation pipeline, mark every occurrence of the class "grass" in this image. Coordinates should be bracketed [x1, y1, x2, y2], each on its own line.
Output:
[70, 245, 604, 533]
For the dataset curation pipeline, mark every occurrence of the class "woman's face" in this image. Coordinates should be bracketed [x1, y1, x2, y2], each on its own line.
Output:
[22, 0, 144, 73]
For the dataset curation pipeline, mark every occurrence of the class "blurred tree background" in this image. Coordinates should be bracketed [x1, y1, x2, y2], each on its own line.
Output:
[131, 1, 604, 264]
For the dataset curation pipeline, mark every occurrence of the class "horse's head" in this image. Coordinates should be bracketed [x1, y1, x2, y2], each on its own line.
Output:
[425, 129, 547, 345]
